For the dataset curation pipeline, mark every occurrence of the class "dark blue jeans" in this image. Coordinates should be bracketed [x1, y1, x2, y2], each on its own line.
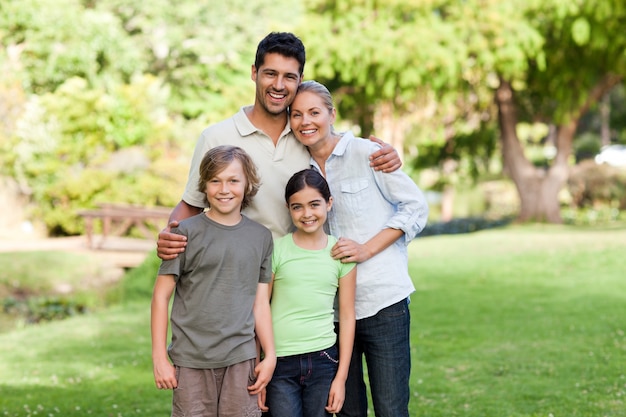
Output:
[336, 298, 411, 417]
[266, 344, 339, 417]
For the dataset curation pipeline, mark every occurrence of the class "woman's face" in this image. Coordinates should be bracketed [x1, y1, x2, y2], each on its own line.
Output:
[289, 91, 336, 150]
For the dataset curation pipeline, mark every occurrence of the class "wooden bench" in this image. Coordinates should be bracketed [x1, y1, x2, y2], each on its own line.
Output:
[78, 203, 172, 249]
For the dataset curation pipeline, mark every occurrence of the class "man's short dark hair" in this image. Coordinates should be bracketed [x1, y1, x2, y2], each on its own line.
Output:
[255, 32, 306, 75]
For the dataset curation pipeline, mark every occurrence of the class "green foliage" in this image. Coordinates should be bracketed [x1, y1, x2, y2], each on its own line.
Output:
[3, 296, 88, 324]
[0, 0, 145, 94]
[116, 251, 161, 303]
[578, 83, 626, 145]
[90, 0, 302, 119]
[412, 124, 499, 182]
[521, 0, 626, 122]
[572, 132, 602, 162]
[0, 0, 303, 236]
[2, 75, 187, 235]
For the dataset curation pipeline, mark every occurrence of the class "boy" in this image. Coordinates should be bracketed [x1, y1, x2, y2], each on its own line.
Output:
[151, 145, 275, 417]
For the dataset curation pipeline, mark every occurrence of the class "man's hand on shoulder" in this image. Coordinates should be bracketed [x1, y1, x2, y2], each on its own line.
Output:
[156, 221, 187, 260]
[368, 135, 402, 173]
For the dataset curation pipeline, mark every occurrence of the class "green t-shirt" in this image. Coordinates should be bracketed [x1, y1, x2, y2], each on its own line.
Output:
[271, 233, 355, 356]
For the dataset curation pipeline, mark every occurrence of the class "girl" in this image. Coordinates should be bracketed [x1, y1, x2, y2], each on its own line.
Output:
[289, 81, 429, 417]
[265, 169, 356, 417]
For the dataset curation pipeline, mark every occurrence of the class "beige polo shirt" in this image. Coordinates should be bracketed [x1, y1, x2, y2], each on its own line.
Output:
[182, 106, 311, 239]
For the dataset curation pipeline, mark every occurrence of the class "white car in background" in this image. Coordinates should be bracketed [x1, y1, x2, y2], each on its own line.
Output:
[595, 145, 626, 168]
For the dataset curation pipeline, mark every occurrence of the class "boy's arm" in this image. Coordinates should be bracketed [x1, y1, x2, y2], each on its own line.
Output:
[248, 282, 276, 396]
[151, 274, 178, 390]
[326, 267, 357, 414]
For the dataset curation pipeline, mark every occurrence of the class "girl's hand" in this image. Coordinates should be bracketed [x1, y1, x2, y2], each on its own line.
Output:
[325, 378, 346, 414]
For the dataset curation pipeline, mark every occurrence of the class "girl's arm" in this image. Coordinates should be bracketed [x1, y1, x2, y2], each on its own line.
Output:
[151, 274, 177, 390]
[326, 267, 357, 414]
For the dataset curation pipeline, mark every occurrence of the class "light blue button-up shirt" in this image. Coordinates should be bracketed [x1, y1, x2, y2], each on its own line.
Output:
[311, 131, 429, 320]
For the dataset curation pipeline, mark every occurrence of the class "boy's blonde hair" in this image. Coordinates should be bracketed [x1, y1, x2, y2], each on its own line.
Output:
[197, 145, 261, 210]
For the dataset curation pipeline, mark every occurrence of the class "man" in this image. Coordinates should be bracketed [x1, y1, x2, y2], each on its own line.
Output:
[157, 32, 401, 258]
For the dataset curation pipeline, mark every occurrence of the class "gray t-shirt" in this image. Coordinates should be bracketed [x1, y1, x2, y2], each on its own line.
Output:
[158, 213, 273, 369]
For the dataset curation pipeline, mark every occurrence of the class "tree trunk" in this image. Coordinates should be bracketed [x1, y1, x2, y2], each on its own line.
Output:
[495, 74, 623, 223]
[439, 157, 458, 222]
[495, 79, 570, 223]
[373, 101, 407, 161]
[600, 93, 611, 146]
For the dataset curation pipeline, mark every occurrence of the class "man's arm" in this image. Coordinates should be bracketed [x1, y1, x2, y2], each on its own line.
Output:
[368, 135, 402, 172]
[156, 200, 203, 260]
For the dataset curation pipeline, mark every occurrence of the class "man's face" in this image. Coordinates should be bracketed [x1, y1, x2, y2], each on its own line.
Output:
[252, 53, 302, 116]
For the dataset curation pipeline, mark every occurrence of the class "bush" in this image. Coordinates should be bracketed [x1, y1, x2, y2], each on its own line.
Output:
[568, 160, 626, 210]
[2, 76, 192, 236]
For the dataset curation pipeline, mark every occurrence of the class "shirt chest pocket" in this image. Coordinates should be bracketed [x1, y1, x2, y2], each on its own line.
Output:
[339, 179, 369, 217]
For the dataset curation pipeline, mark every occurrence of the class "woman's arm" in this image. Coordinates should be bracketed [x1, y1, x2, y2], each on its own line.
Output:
[331, 228, 404, 264]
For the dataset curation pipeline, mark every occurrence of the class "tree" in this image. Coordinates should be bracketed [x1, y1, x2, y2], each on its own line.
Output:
[90, 0, 302, 120]
[301, 0, 626, 223]
[489, 0, 626, 222]
[298, 0, 518, 220]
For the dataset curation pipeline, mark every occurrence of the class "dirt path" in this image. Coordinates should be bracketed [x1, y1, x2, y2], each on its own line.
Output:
[0, 235, 154, 268]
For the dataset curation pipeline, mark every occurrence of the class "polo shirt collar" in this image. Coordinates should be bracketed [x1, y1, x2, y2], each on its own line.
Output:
[233, 105, 292, 138]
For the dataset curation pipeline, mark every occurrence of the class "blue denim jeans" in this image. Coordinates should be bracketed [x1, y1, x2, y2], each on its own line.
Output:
[266, 344, 339, 417]
[336, 298, 411, 417]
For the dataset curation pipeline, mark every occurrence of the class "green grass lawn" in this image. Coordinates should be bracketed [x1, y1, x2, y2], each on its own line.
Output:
[1, 224, 625, 416]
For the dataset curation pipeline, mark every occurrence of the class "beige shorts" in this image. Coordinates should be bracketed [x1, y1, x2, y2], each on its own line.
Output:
[172, 358, 260, 417]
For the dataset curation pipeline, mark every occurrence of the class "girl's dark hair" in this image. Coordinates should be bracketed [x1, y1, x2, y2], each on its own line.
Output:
[255, 32, 306, 75]
[285, 169, 331, 203]
[197, 145, 261, 210]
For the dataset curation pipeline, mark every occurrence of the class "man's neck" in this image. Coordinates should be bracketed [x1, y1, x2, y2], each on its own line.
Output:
[245, 106, 288, 145]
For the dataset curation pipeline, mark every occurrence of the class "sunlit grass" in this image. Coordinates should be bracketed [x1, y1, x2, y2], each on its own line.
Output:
[0, 302, 170, 416]
[0, 225, 625, 416]
[409, 224, 626, 416]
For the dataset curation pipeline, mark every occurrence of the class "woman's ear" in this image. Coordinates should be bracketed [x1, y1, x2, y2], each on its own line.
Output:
[327, 196, 333, 211]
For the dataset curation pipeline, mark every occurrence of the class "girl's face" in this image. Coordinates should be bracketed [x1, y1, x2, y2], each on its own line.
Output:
[289, 91, 336, 150]
[287, 185, 332, 235]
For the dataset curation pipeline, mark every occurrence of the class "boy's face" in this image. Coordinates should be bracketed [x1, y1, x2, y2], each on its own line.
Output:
[204, 160, 247, 222]
[251, 52, 302, 116]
